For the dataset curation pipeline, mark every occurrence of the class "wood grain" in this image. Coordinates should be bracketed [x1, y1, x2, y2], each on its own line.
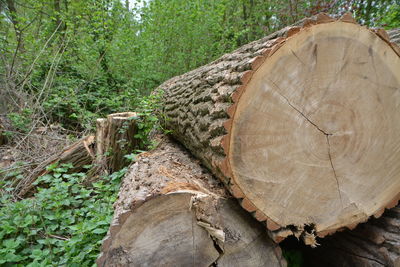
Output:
[158, 14, 400, 242]
[230, 21, 400, 239]
[97, 138, 285, 266]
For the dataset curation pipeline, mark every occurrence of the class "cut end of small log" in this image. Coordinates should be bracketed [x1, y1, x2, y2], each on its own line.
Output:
[98, 138, 285, 266]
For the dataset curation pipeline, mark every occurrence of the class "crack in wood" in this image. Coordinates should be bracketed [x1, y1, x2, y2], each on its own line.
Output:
[290, 49, 306, 65]
[267, 78, 344, 206]
[279, 91, 330, 135]
[267, 78, 330, 135]
[208, 237, 224, 267]
[326, 135, 343, 207]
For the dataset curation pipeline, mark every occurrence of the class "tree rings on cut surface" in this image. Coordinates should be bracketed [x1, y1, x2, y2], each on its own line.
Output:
[97, 138, 285, 266]
[229, 21, 400, 237]
[158, 15, 400, 242]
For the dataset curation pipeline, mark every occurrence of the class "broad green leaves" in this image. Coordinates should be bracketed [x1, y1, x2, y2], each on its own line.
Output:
[0, 164, 127, 266]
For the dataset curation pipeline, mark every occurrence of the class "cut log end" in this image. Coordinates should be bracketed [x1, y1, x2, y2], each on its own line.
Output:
[159, 13, 400, 243]
[98, 138, 285, 267]
[227, 21, 400, 237]
[98, 193, 285, 267]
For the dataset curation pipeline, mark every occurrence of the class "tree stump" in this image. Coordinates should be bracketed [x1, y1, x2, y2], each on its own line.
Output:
[97, 137, 286, 267]
[157, 13, 400, 243]
[90, 112, 138, 177]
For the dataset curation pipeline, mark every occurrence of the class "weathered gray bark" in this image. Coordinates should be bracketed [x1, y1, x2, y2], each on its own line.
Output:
[89, 112, 138, 178]
[307, 206, 400, 267]
[97, 137, 286, 267]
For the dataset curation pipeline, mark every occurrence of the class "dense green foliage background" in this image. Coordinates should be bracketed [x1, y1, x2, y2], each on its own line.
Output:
[0, 0, 399, 266]
[1, 0, 399, 132]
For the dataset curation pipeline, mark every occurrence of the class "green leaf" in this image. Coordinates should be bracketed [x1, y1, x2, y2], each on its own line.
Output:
[3, 238, 20, 249]
[92, 228, 107, 234]
[31, 249, 43, 258]
[46, 162, 59, 171]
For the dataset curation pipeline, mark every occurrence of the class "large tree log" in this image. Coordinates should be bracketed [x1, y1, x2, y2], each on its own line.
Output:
[157, 13, 400, 243]
[97, 137, 286, 267]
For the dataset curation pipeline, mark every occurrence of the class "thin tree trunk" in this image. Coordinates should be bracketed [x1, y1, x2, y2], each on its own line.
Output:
[6, 0, 24, 78]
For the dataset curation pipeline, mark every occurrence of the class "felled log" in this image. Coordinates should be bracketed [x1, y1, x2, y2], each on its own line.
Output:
[157, 13, 400, 244]
[97, 137, 286, 267]
[305, 205, 400, 267]
[15, 135, 95, 197]
[90, 112, 138, 176]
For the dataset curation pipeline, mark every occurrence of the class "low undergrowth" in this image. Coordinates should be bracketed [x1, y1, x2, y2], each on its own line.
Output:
[0, 163, 127, 266]
[0, 90, 162, 266]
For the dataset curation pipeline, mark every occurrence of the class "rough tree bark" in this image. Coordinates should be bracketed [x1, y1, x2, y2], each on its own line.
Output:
[90, 112, 138, 177]
[388, 28, 400, 46]
[157, 13, 400, 244]
[97, 137, 286, 267]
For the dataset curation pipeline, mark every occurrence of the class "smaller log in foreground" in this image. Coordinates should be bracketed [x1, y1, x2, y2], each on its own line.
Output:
[16, 135, 95, 197]
[97, 137, 286, 267]
[158, 13, 400, 243]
